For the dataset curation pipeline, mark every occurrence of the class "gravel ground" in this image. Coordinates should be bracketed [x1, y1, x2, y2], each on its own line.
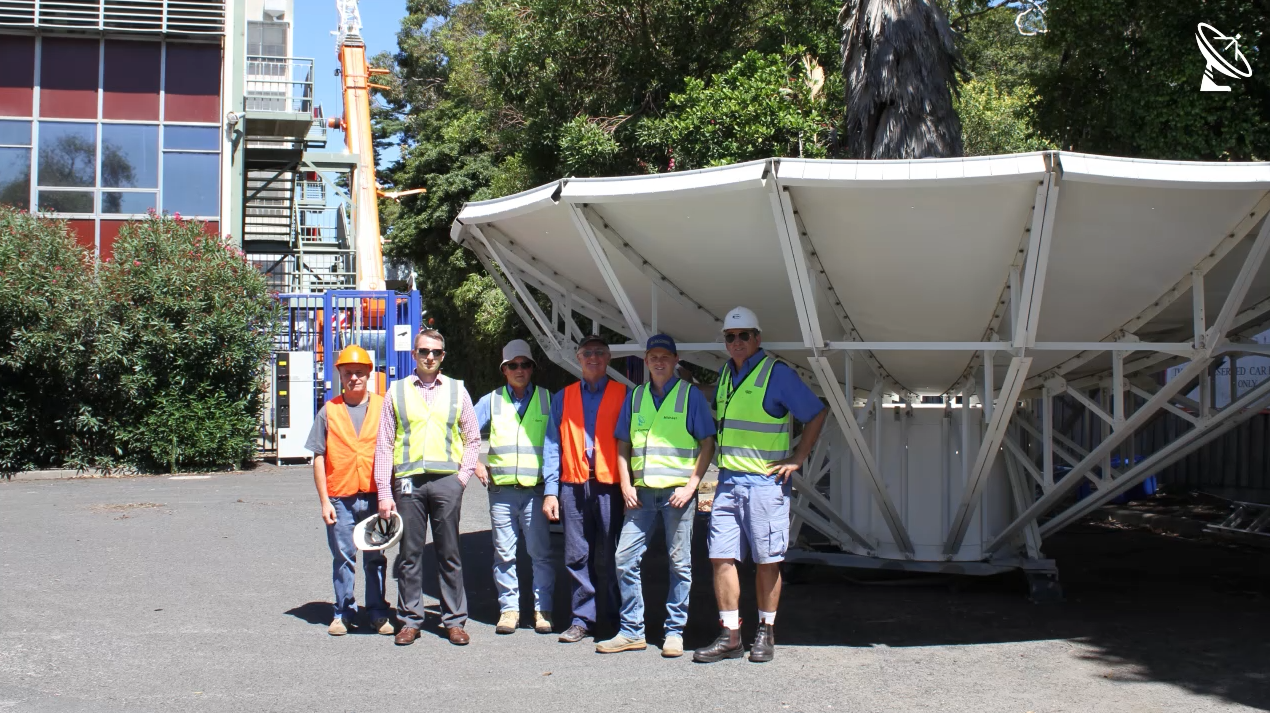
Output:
[1, 465, 1267, 713]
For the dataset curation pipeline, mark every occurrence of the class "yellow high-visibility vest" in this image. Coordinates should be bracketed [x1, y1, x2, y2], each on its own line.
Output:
[392, 376, 464, 477]
[487, 385, 550, 486]
[630, 380, 699, 488]
[715, 356, 791, 473]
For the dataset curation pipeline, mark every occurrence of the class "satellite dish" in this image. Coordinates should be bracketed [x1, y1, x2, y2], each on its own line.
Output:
[1195, 23, 1252, 92]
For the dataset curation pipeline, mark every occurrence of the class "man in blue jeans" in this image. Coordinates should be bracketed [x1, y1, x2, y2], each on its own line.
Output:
[304, 345, 392, 636]
[596, 334, 716, 658]
[473, 339, 557, 635]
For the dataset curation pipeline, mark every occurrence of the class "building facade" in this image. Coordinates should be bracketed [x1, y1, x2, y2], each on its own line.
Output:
[0, 0, 308, 263]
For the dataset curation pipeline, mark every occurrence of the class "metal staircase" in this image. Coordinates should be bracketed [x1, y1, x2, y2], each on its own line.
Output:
[1208, 501, 1270, 543]
[240, 56, 357, 293]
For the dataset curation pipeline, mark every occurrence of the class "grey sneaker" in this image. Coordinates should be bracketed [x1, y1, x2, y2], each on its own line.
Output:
[595, 633, 648, 653]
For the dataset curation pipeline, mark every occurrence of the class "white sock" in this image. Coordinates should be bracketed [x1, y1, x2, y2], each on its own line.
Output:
[720, 610, 740, 630]
[758, 610, 776, 625]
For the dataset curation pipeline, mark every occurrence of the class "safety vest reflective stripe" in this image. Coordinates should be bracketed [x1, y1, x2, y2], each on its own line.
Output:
[393, 376, 464, 477]
[715, 356, 791, 473]
[631, 380, 699, 488]
[488, 385, 550, 486]
[718, 418, 790, 434]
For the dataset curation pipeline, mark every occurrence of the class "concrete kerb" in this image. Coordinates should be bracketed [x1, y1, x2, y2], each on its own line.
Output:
[2, 462, 310, 482]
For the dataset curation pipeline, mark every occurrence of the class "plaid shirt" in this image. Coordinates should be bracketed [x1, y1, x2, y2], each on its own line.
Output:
[373, 372, 480, 502]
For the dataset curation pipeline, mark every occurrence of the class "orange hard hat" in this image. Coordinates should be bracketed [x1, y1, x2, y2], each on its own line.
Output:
[335, 345, 373, 368]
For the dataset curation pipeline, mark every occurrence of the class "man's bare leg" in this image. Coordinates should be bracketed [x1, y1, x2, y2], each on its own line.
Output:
[755, 562, 782, 612]
[712, 558, 741, 611]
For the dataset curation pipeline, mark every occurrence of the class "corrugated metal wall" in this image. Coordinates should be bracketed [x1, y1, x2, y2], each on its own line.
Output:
[1040, 392, 1270, 503]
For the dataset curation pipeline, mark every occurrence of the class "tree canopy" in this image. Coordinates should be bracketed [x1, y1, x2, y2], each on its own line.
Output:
[369, 0, 1269, 395]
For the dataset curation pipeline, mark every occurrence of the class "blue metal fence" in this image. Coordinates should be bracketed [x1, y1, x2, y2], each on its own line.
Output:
[275, 290, 422, 406]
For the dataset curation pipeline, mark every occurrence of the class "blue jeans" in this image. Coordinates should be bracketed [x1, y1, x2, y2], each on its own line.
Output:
[489, 486, 556, 613]
[615, 487, 695, 639]
[326, 493, 389, 622]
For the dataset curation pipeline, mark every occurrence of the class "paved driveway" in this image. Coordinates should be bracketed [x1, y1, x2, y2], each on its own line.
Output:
[1, 467, 1267, 712]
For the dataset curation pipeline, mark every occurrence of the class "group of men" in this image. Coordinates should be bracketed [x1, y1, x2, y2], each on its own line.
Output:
[306, 306, 827, 662]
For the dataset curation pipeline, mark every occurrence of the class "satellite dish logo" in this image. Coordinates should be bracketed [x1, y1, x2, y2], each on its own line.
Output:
[1196, 23, 1252, 92]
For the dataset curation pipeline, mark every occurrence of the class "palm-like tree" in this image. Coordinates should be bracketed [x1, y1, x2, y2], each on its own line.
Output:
[839, 0, 964, 159]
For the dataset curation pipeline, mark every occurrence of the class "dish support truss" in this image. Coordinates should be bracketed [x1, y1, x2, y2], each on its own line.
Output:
[450, 156, 1270, 594]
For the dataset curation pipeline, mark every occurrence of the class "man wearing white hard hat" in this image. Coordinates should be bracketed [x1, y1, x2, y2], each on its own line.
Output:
[693, 306, 827, 664]
[473, 339, 558, 636]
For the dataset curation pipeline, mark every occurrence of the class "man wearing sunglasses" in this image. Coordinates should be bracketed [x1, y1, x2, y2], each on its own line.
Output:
[473, 339, 557, 636]
[596, 333, 716, 658]
[542, 335, 629, 644]
[373, 329, 481, 647]
[693, 306, 827, 664]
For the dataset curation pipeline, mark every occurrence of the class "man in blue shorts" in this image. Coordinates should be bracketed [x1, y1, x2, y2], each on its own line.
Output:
[693, 306, 827, 664]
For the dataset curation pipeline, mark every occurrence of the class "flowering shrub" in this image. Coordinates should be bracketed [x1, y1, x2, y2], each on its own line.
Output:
[0, 209, 278, 473]
[0, 207, 97, 471]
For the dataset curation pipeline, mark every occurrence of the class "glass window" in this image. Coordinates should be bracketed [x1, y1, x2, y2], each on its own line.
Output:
[0, 147, 31, 210]
[247, 21, 288, 57]
[102, 191, 156, 215]
[164, 126, 220, 151]
[101, 124, 159, 189]
[38, 122, 97, 187]
[0, 120, 31, 146]
[38, 191, 93, 213]
[162, 152, 218, 216]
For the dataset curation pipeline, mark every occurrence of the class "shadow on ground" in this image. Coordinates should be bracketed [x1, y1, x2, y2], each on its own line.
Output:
[294, 514, 1270, 709]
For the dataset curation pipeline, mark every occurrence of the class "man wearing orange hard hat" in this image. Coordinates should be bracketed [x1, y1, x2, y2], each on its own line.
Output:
[304, 344, 392, 637]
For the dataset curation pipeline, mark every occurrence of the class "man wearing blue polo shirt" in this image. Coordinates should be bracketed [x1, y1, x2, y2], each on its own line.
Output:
[596, 334, 716, 658]
[693, 306, 827, 664]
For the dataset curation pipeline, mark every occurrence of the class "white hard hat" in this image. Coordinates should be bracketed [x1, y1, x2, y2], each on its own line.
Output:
[500, 339, 535, 368]
[721, 306, 761, 333]
[353, 511, 404, 551]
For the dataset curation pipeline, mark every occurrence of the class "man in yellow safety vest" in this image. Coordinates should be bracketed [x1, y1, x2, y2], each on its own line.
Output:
[473, 339, 558, 635]
[596, 334, 715, 658]
[693, 307, 827, 664]
[373, 329, 481, 647]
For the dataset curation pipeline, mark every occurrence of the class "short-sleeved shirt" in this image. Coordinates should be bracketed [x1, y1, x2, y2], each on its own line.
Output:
[717, 349, 826, 487]
[303, 397, 371, 455]
[613, 376, 716, 443]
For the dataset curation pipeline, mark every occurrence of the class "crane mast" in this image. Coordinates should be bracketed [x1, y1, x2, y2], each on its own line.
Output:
[333, 0, 386, 290]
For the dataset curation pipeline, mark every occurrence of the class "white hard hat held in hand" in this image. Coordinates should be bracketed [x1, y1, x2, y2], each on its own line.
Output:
[353, 511, 404, 550]
[721, 306, 761, 333]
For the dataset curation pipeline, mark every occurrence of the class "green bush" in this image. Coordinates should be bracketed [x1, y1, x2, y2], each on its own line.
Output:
[0, 207, 98, 471]
[93, 216, 279, 472]
[0, 210, 278, 473]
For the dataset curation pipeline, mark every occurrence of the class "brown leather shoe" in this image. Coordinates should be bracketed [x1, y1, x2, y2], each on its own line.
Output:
[447, 626, 470, 646]
[394, 626, 420, 646]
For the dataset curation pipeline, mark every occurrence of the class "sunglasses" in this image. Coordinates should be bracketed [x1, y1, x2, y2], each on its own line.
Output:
[724, 331, 754, 343]
[579, 348, 609, 358]
[415, 348, 445, 358]
[505, 361, 534, 371]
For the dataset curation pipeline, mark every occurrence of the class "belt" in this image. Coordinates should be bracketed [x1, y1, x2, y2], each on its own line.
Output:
[489, 482, 544, 493]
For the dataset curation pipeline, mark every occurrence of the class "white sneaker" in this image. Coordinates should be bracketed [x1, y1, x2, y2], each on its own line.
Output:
[328, 618, 348, 636]
[662, 634, 684, 658]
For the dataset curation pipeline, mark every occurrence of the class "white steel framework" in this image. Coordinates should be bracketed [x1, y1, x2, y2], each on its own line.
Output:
[451, 152, 1270, 591]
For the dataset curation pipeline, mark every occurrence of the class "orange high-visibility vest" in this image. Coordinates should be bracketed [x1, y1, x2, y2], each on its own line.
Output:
[560, 380, 626, 485]
[324, 392, 383, 497]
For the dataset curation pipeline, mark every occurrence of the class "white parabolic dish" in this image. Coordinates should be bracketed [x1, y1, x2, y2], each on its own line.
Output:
[452, 152, 1270, 571]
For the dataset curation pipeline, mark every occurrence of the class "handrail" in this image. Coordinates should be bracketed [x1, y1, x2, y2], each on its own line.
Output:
[245, 56, 315, 114]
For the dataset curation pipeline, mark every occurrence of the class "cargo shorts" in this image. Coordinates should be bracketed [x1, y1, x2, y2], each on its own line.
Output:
[706, 481, 790, 564]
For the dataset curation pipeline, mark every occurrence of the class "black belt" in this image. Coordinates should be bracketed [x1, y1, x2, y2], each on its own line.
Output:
[489, 482, 543, 493]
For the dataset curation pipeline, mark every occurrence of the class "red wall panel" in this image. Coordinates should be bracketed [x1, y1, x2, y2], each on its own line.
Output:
[40, 38, 99, 119]
[66, 219, 96, 257]
[99, 219, 130, 261]
[103, 41, 161, 121]
[164, 44, 221, 123]
[0, 36, 35, 117]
